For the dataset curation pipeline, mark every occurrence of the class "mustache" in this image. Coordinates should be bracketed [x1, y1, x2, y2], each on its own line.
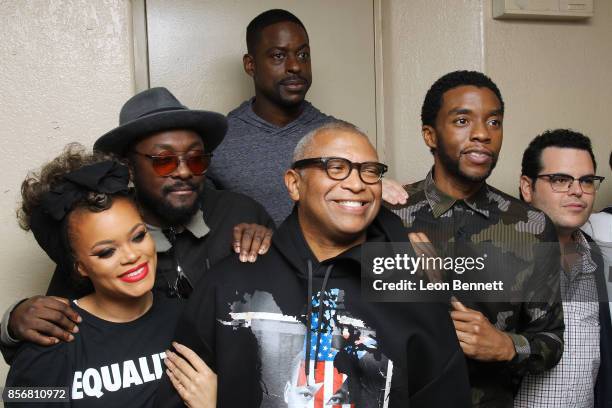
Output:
[162, 181, 199, 195]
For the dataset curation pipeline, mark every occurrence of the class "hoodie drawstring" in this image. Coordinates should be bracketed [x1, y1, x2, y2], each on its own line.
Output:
[304, 260, 334, 384]
[305, 261, 313, 378]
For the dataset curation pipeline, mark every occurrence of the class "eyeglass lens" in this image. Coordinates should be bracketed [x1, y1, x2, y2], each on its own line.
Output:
[325, 158, 384, 184]
[151, 152, 211, 176]
[548, 175, 602, 193]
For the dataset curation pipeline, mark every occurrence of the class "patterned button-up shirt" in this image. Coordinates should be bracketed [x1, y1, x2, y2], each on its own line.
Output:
[389, 171, 564, 408]
[515, 229, 600, 408]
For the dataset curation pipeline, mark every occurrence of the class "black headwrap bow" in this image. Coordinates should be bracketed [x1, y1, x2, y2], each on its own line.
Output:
[29, 161, 130, 274]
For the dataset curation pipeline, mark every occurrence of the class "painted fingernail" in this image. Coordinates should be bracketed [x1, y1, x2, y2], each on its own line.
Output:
[72, 326, 79, 333]
[249, 255, 256, 262]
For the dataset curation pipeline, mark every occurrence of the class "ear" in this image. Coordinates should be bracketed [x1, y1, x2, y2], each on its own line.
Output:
[284, 169, 302, 202]
[519, 175, 534, 203]
[75, 260, 88, 278]
[243, 54, 255, 77]
[422, 125, 437, 151]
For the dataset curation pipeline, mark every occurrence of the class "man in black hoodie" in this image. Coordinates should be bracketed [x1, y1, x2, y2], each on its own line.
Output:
[156, 121, 471, 407]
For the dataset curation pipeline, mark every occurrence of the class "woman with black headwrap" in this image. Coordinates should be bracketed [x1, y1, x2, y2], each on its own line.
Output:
[5, 144, 215, 408]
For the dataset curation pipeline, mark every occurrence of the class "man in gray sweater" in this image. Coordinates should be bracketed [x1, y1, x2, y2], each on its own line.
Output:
[207, 9, 407, 225]
[207, 9, 331, 225]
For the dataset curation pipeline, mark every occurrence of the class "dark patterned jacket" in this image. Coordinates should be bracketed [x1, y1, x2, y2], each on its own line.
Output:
[388, 171, 564, 408]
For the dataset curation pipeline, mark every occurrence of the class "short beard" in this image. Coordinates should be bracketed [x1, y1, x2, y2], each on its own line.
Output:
[436, 137, 498, 183]
[136, 182, 203, 226]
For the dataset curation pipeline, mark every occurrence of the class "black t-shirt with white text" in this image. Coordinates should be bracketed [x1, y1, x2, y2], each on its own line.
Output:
[5, 293, 182, 408]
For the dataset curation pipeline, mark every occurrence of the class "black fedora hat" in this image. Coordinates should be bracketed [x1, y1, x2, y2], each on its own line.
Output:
[94, 87, 227, 156]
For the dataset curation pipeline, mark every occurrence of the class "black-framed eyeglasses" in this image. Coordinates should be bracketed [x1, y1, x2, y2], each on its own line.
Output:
[291, 157, 388, 184]
[134, 150, 212, 177]
[536, 173, 605, 194]
[163, 227, 193, 299]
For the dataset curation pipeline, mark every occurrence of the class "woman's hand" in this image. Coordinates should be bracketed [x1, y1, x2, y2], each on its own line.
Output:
[165, 342, 217, 408]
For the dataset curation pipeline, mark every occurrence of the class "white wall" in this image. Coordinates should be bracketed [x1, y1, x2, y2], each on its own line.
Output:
[0, 0, 134, 382]
[380, 0, 611, 208]
[484, 0, 612, 207]
[379, 0, 484, 179]
[146, 0, 378, 141]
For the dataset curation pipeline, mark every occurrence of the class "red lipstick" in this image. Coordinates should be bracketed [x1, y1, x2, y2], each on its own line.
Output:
[119, 262, 149, 283]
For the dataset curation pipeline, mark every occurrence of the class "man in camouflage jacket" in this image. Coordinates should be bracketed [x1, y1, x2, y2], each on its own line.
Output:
[389, 71, 564, 407]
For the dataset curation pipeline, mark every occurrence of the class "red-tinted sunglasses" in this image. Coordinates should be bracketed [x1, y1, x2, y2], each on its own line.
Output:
[134, 150, 212, 176]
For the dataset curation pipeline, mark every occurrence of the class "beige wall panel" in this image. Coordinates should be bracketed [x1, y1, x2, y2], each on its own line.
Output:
[379, 0, 484, 180]
[147, 0, 378, 141]
[484, 0, 612, 209]
[0, 0, 134, 382]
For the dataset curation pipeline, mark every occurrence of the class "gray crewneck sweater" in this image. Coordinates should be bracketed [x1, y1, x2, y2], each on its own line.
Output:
[208, 99, 333, 225]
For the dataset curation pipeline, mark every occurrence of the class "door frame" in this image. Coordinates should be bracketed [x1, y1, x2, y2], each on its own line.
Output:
[129, 0, 386, 159]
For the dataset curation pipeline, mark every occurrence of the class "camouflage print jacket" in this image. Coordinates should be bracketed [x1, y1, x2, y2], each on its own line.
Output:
[388, 171, 564, 408]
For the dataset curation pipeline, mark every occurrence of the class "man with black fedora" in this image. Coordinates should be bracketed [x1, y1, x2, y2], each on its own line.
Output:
[1, 87, 274, 360]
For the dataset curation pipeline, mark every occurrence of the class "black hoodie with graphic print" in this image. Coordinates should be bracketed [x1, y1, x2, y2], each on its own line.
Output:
[156, 207, 471, 407]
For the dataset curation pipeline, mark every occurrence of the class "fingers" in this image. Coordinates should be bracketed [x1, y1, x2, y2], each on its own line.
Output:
[232, 224, 244, 254]
[407, 232, 444, 282]
[452, 320, 479, 334]
[239, 225, 256, 262]
[166, 369, 188, 400]
[165, 350, 197, 380]
[382, 178, 409, 205]
[172, 342, 213, 374]
[29, 317, 76, 342]
[451, 299, 469, 312]
[233, 223, 254, 262]
[38, 306, 80, 333]
[408, 232, 430, 244]
[166, 359, 191, 391]
[450, 309, 484, 322]
[258, 229, 273, 255]
[234, 224, 273, 262]
[245, 227, 266, 262]
[10, 296, 81, 345]
[22, 329, 61, 346]
[167, 362, 217, 408]
[166, 369, 198, 408]
[408, 233, 437, 257]
[458, 341, 475, 357]
[455, 330, 476, 345]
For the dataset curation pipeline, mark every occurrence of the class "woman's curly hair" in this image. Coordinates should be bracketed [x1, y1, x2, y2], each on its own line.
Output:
[17, 143, 132, 290]
[17, 143, 121, 231]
